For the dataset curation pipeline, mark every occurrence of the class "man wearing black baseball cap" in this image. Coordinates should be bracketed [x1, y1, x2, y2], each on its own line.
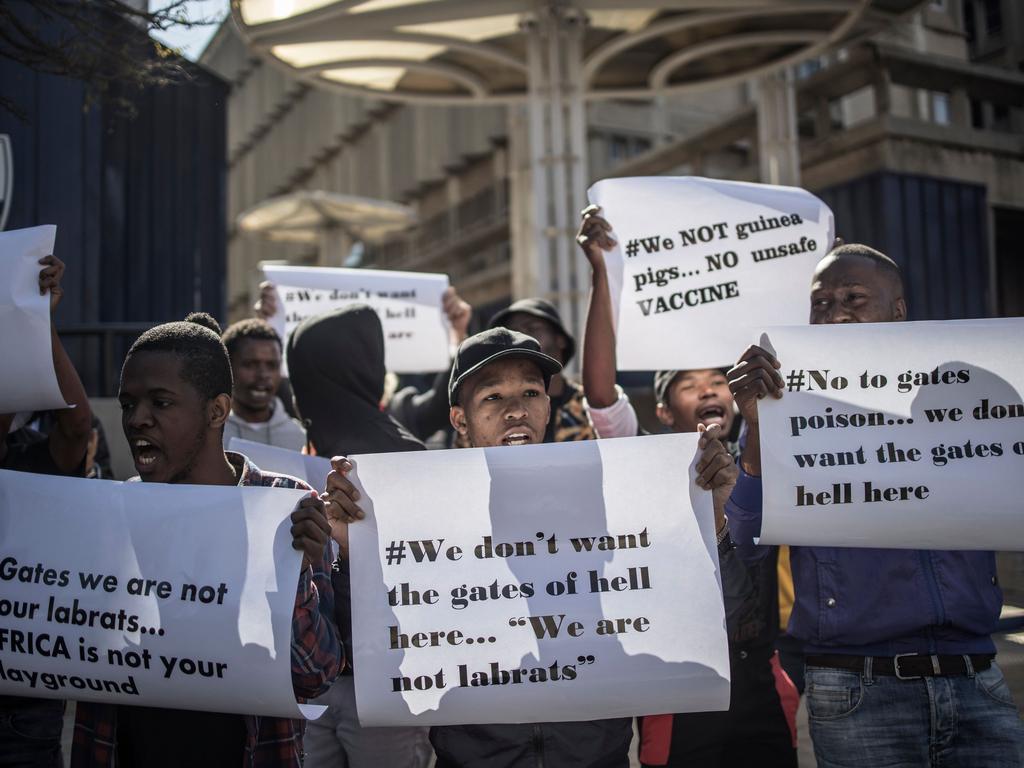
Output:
[323, 325, 744, 767]
[446, 326, 563, 449]
[452, 298, 595, 446]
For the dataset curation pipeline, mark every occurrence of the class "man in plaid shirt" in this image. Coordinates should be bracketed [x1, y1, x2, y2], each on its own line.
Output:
[73, 314, 342, 768]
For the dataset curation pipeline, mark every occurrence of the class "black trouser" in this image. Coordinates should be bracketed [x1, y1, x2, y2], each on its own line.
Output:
[641, 647, 796, 768]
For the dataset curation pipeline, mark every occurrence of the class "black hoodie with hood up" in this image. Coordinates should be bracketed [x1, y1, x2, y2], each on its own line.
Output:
[287, 304, 425, 666]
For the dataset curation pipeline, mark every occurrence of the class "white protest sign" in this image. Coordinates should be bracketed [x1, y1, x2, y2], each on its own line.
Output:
[0, 469, 326, 718]
[262, 265, 450, 373]
[348, 434, 731, 726]
[588, 177, 834, 370]
[0, 225, 69, 413]
[228, 438, 330, 490]
[757, 318, 1024, 550]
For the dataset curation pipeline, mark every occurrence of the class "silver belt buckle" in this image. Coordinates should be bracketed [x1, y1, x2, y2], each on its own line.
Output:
[893, 653, 926, 680]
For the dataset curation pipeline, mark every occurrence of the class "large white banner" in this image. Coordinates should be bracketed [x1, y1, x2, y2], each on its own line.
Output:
[262, 265, 450, 373]
[228, 437, 330, 491]
[0, 225, 68, 413]
[348, 434, 731, 726]
[757, 318, 1024, 550]
[588, 177, 834, 370]
[0, 469, 325, 718]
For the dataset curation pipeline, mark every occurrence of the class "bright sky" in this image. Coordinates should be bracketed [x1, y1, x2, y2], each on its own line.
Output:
[149, 0, 231, 61]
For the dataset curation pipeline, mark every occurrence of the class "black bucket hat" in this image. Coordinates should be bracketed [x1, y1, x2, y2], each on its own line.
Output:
[488, 298, 576, 365]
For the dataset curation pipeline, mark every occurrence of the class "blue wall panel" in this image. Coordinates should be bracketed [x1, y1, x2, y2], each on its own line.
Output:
[817, 172, 990, 321]
[0, 7, 228, 395]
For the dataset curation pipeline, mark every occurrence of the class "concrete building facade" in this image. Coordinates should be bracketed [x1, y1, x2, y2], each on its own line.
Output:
[202, 2, 1022, 329]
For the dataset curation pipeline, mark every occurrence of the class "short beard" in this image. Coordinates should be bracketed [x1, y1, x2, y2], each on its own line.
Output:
[168, 424, 210, 485]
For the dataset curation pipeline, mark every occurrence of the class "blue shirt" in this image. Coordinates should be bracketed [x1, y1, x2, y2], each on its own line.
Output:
[727, 469, 1002, 657]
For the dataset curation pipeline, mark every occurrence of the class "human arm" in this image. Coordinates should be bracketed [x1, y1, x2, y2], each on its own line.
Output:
[41, 256, 93, 474]
[726, 344, 783, 478]
[723, 345, 783, 563]
[290, 491, 344, 697]
[442, 286, 472, 349]
[695, 423, 762, 636]
[577, 205, 619, 409]
[584, 387, 640, 439]
[694, 423, 736, 534]
[321, 456, 366, 562]
[387, 369, 452, 441]
[385, 287, 470, 439]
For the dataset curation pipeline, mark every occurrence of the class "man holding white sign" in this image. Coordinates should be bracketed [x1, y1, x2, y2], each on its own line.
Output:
[1, 253, 93, 767]
[71, 315, 342, 767]
[324, 328, 751, 767]
[586, 177, 833, 371]
[576, 207, 798, 768]
[726, 244, 1024, 766]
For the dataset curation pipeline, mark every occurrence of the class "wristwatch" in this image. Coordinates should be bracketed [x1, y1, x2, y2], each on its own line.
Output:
[716, 516, 734, 555]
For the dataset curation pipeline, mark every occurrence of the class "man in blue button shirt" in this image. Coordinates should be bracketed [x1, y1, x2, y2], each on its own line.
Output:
[725, 243, 1024, 767]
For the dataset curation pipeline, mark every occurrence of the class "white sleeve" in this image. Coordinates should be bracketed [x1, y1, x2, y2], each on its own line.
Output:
[583, 386, 639, 439]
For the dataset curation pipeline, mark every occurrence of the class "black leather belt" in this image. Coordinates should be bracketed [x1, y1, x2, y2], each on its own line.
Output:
[806, 653, 993, 679]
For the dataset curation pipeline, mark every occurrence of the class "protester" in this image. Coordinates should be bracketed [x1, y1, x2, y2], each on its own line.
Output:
[322, 326, 750, 768]
[576, 207, 798, 767]
[255, 280, 473, 443]
[390, 291, 595, 448]
[287, 304, 430, 768]
[0, 254, 92, 768]
[387, 286, 473, 444]
[221, 318, 306, 451]
[481, 299, 594, 444]
[10, 413, 113, 478]
[727, 244, 1024, 766]
[72, 314, 342, 767]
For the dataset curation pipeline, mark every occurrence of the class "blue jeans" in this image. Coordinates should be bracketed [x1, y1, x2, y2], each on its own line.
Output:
[0, 698, 64, 768]
[806, 660, 1024, 767]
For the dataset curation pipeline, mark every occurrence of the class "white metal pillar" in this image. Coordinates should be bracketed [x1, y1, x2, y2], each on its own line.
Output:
[511, 5, 590, 368]
[756, 69, 801, 187]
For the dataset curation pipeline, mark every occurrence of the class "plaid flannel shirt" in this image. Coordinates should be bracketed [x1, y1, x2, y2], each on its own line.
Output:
[72, 452, 343, 768]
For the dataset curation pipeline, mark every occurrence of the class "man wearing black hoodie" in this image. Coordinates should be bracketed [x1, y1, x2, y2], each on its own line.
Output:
[287, 305, 429, 768]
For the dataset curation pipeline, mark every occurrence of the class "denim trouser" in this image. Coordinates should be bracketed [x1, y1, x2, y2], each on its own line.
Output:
[0, 698, 64, 768]
[806, 660, 1024, 767]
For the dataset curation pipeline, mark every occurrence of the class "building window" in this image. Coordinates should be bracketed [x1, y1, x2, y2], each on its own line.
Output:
[607, 134, 652, 165]
[970, 98, 985, 128]
[992, 103, 1011, 131]
[609, 135, 629, 163]
[796, 58, 823, 80]
[983, 0, 1003, 35]
[932, 92, 951, 125]
[964, 0, 977, 43]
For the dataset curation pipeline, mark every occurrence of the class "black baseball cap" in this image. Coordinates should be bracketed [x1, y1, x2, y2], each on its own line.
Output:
[488, 298, 576, 365]
[449, 328, 562, 406]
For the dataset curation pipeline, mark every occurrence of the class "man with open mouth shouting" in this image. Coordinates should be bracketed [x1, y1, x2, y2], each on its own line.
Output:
[576, 205, 798, 768]
[322, 326, 747, 768]
[72, 314, 342, 768]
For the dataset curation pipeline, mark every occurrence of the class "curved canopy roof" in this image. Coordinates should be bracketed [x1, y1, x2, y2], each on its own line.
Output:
[233, 0, 924, 104]
[236, 190, 416, 243]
